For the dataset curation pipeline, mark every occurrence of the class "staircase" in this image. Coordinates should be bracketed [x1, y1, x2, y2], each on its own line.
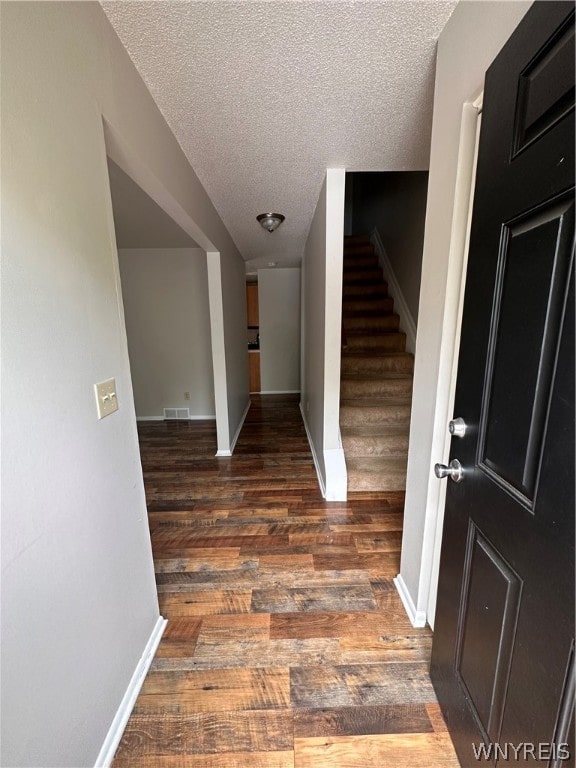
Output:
[340, 235, 414, 492]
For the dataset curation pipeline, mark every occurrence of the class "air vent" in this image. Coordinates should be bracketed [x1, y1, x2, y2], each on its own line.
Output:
[163, 408, 190, 420]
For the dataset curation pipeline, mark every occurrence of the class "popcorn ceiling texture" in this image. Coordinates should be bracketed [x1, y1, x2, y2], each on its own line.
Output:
[102, 1, 457, 268]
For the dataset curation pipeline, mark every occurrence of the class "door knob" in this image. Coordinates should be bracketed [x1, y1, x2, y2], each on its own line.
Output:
[434, 459, 464, 483]
[449, 417, 467, 438]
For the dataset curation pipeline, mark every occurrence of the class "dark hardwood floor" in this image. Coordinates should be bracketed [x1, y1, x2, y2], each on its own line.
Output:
[113, 394, 458, 767]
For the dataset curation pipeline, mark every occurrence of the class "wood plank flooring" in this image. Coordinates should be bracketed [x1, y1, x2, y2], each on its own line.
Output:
[113, 395, 458, 767]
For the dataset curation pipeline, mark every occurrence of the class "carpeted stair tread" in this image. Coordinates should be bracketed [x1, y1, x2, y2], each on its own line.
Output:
[347, 457, 408, 493]
[342, 423, 410, 436]
[344, 234, 372, 242]
[341, 425, 410, 458]
[343, 269, 383, 284]
[340, 397, 412, 408]
[343, 256, 378, 270]
[341, 372, 413, 380]
[341, 353, 414, 375]
[343, 314, 400, 333]
[340, 376, 413, 399]
[340, 234, 415, 493]
[340, 401, 412, 427]
[343, 298, 394, 314]
[343, 283, 389, 298]
[344, 332, 406, 352]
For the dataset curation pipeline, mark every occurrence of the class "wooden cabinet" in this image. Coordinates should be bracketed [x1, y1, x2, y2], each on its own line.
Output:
[248, 352, 260, 393]
[246, 284, 259, 327]
[247, 282, 260, 391]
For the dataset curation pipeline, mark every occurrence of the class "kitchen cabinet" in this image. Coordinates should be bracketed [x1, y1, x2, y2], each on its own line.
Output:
[246, 283, 259, 327]
[248, 351, 260, 393]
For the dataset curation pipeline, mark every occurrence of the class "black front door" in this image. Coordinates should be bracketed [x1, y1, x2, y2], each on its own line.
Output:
[431, 3, 575, 766]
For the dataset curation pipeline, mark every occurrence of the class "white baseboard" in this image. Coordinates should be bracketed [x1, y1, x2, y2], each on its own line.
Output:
[258, 390, 301, 395]
[324, 444, 347, 501]
[216, 398, 250, 458]
[370, 229, 417, 354]
[393, 574, 427, 628]
[94, 615, 167, 767]
[299, 402, 327, 498]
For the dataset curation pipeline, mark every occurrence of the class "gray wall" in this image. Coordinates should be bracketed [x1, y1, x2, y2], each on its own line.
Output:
[220, 245, 251, 443]
[348, 172, 429, 320]
[1, 3, 247, 765]
[258, 268, 301, 393]
[119, 248, 215, 419]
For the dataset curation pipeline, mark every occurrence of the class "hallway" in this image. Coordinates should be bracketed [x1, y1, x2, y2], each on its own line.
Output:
[113, 395, 458, 766]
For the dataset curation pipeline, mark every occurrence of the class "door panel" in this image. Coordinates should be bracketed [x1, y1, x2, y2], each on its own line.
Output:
[479, 194, 574, 504]
[456, 524, 522, 744]
[431, 3, 575, 765]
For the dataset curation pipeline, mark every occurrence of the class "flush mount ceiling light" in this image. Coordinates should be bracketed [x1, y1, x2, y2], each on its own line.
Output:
[257, 212, 285, 233]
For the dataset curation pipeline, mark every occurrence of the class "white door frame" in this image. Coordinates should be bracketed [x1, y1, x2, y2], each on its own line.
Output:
[425, 93, 483, 628]
[395, 92, 483, 628]
[102, 118, 231, 455]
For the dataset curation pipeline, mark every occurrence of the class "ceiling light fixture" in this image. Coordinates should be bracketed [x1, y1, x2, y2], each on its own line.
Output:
[257, 212, 285, 233]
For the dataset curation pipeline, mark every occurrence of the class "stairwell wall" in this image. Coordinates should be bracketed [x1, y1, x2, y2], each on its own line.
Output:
[349, 171, 429, 322]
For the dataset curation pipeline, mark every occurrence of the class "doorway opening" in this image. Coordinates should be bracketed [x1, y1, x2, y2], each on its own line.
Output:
[106, 157, 216, 426]
[341, 171, 428, 495]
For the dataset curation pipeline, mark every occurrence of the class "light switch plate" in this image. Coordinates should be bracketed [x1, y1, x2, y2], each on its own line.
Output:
[95, 378, 118, 419]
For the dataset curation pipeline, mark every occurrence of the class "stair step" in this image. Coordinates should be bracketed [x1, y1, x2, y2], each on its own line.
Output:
[347, 456, 408, 492]
[341, 425, 410, 458]
[341, 353, 414, 376]
[340, 400, 412, 427]
[340, 375, 413, 399]
[343, 255, 379, 270]
[343, 314, 400, 334]
[343, 269, 383, 284]
[342, 297, 393, 315]
[344, 235, 371, 246]
[344, 332, 406, 353]
[343, 282, 388, 298]
[341, 233, 413, 495]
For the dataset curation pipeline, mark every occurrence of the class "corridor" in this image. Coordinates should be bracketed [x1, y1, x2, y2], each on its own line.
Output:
[113, 395, 458, 766]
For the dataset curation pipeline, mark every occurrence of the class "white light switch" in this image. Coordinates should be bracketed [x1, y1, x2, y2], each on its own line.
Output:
[95, 378, 118, 419]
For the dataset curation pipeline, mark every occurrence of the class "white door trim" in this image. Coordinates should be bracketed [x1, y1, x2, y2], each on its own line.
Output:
[424, 93, 483, 629]
[396, 93, 483, 629]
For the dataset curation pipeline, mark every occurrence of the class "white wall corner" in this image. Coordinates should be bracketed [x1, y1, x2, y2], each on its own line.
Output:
[225, 398, 251, 456]
[393, 574, 427, 628]
[370, 229, 417, 354]
[299, 401, 327, 498]
[94, 616, 167, 768]
[206, 251, 231, 455]
[323, 446, 347, 501]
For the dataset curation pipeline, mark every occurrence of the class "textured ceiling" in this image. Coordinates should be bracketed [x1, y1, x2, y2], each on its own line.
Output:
[102, 1, 457, 269]
[107, 159, 198, 249]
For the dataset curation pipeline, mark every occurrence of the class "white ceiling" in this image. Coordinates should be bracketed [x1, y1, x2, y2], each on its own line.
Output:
[102, 1, 457, 270]
[107, 158, 198, 248]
